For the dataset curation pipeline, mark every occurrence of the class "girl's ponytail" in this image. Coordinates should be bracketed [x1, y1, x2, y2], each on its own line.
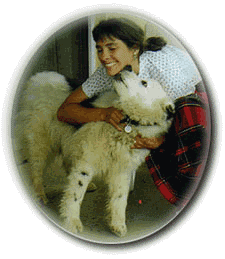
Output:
[144, 37, 167, 51]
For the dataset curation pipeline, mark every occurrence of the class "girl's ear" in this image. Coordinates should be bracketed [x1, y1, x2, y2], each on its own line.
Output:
[132, 44, 140, 57]
[132, 43, 139, 51]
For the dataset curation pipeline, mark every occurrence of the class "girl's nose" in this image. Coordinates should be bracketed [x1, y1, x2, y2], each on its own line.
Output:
[99, 49, 111, 62]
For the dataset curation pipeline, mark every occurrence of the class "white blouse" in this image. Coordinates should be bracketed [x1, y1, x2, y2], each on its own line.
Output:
[82, 45, 202, 101]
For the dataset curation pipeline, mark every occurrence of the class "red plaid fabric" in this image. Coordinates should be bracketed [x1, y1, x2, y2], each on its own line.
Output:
[145, 90, 210, 208]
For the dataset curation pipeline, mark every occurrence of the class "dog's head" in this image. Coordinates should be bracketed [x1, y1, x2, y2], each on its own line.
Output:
[113, 67, 175, 127]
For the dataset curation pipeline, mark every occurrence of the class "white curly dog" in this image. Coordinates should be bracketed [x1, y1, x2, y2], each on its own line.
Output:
[15, 68, 174, 237]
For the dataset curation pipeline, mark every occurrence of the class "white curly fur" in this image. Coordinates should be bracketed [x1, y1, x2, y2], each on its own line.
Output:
[14, 70, 174, 237]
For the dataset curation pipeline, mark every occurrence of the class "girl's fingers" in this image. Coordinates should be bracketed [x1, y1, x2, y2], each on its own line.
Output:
[110, 118, 123, 131]
[131, 136, 165, 149]
[130, 136, 142, 149]
[105, 107, 124, 131]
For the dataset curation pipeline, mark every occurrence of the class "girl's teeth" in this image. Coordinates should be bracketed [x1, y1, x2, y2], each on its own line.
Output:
[105, 63, 116, 67]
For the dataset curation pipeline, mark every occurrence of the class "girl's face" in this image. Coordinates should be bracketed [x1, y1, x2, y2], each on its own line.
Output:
[96, 37, 139, 76]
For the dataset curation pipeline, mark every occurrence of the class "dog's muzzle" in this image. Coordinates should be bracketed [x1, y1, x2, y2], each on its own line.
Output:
[113, 65, 133, 84]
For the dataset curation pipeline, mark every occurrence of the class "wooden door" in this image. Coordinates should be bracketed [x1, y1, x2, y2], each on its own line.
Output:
[26, 16, 89, 89]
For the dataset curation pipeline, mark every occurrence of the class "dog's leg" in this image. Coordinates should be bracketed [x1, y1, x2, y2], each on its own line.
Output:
[60, 162, 93, 234]
[106, 170, 131, 237]
[27, 132, 51, 204]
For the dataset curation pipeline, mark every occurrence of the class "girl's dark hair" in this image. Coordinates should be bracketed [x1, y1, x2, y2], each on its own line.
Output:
[92, 18, 145, 55]
[92, 18, 167, 55]
[144, 37, 167, 51]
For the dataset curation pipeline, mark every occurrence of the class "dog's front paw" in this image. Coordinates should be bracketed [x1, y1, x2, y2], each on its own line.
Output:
[63, 218, 83, 234]
[109, 223, 127, 237]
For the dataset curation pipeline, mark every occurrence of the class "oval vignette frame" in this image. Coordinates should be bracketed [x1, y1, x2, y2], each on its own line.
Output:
[4, 3, 221, 252]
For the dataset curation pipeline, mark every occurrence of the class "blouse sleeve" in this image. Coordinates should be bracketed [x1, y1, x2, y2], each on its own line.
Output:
[82, 65, 113, 98]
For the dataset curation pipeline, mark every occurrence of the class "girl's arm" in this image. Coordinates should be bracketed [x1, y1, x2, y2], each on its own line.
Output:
[57, 86, 124, 131]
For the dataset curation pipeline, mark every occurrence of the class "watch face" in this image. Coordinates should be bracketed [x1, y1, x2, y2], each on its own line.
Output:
[10, 8, 212, 244]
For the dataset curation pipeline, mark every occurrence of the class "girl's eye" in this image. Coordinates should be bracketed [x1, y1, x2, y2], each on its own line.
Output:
[97, 48, 102, 54]
[109, 47, 116, 51]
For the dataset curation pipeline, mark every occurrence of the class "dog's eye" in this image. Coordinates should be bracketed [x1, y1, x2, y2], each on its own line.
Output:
[141, 80, 148, 87]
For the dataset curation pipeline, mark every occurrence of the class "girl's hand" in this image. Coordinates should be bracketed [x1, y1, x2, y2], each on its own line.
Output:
[103, 107, 124, 131]
[131, 135, 165, 149]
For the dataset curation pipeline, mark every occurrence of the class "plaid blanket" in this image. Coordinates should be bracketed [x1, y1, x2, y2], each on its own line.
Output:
[145, 90, 210, 208]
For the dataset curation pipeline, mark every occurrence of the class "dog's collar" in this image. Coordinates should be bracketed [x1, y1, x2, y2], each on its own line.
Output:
[120, 115, 162, 133]
[120, 115, 139, 126]
[120, 115, 139, 133]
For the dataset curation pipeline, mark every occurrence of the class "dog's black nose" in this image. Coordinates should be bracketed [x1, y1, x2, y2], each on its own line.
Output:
[114, 65, 133, 81]
[123, 65, 132, 72]
[114, 73, 122, 81]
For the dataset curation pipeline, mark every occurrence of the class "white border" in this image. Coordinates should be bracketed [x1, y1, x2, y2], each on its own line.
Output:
[2, 2, 222, 254]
